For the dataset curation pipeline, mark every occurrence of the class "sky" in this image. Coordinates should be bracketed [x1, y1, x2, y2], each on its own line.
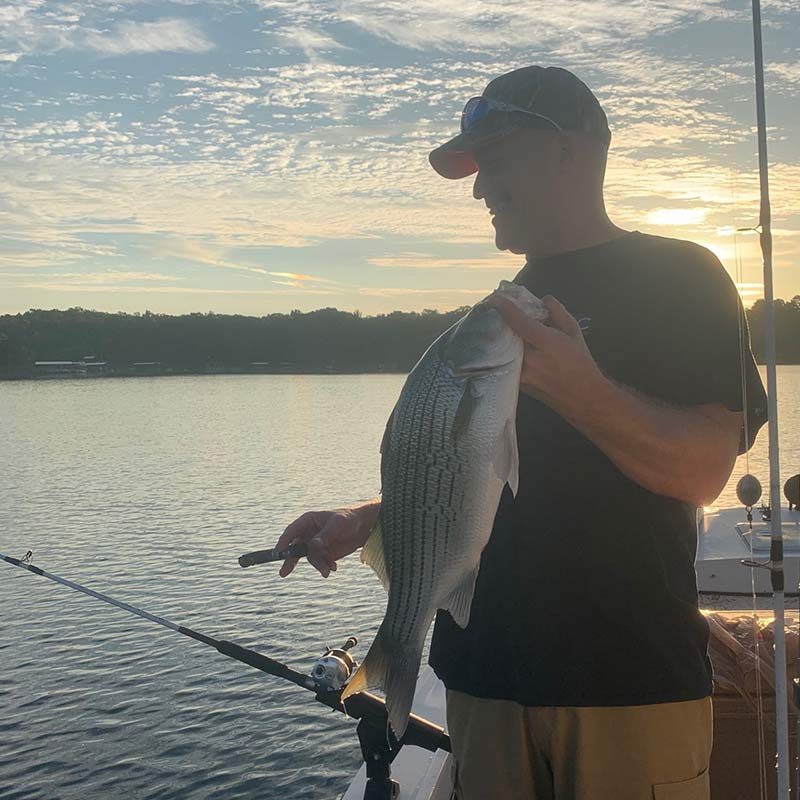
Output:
[0, 0, 798, 316]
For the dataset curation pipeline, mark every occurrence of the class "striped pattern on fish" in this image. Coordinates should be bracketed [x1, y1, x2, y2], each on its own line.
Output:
[341, 281, 547, 739]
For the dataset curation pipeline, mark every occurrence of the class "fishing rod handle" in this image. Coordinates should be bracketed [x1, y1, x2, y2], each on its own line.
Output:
[238, 541, 308, 568]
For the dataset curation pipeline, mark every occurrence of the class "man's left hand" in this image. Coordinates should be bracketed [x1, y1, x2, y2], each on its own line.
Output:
[489, 292, 603, 414]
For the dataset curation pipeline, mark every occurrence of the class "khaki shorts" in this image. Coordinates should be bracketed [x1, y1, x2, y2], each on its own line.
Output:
[446, 690, 712, 800]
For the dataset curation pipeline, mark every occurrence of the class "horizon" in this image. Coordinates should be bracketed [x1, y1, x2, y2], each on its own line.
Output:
[2, 292, 798, 322]
[1, 0, 798, 316]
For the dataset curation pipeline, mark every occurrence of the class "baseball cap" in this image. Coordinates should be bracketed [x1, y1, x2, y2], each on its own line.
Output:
[429, 66, 611, 180]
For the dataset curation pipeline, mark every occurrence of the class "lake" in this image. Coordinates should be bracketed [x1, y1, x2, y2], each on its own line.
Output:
[1, 368, 799, 799]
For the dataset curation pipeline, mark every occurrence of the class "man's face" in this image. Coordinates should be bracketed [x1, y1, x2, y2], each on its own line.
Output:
[472, 129, 563, 256]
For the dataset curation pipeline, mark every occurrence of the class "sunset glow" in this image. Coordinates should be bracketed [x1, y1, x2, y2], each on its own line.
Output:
[1, 0, 798, 315]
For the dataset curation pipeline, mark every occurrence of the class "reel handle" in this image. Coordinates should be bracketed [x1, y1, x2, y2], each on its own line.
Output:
[238, 541, 309, 568]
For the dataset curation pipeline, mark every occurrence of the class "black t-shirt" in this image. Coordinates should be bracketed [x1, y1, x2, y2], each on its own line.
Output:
[429, 231, 767, 707]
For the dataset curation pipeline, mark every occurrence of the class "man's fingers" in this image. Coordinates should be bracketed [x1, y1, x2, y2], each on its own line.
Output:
[279, 549, 334, 578]
[276, 510, 325, 551]
[307, 535, 337, 578]
[489, 293, 550, 344]
[275, 509, 354, 578]
[542, 295, 582, 337]
[279, 556, 299, 577]
[275, 512, 326, 576]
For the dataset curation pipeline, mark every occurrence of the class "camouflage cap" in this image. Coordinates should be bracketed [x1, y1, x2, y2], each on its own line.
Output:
[429, 65, 611, 180]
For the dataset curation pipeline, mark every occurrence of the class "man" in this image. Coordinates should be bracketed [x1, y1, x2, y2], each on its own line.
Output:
[275, 66, 767, 799]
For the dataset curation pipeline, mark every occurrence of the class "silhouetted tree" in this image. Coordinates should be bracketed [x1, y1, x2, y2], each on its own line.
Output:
[746, 297, 800, 364]
[1, 300, 796, 380]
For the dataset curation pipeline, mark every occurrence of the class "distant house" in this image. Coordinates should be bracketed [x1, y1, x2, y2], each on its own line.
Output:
[133, 362, 163, 375]
[84, 360, 108, 376]
[34, 360, 108, 378]
[34, 361, 82, 377]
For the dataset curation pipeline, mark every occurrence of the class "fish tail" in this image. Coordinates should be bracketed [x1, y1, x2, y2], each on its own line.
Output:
[341, 624, 422, 741]
[384, 642, 422, 741]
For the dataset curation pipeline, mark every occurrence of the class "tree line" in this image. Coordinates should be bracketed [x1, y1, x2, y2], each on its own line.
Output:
[0, 306, 468, 378]
[745, 297, 800, 364]
[0, 297, 798, 379]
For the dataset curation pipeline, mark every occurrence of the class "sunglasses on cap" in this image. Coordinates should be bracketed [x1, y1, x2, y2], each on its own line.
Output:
[460, 96, 563, 135]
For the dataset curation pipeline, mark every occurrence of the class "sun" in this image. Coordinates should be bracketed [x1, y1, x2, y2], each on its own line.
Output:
[645, 208, 709, 226]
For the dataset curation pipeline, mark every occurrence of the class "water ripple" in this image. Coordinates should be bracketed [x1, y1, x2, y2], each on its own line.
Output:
[0, 375, 396, 800]
[3, 371, 797, 798]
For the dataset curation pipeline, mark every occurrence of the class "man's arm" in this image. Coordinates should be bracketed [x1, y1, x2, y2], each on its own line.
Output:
[490, 293, 741, 507]
[563, 379, 741, 506]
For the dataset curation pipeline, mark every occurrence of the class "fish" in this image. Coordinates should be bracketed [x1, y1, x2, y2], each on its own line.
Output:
[340, 280, 547, 739]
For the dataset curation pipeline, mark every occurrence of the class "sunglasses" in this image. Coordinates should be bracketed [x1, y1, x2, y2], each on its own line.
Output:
[460, 96, 563, 135]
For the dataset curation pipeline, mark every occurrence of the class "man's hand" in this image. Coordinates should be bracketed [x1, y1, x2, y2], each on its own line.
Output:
[489, 292, 602, 415]
[275, 500, 380, 578]
[489, 290, 740, 505]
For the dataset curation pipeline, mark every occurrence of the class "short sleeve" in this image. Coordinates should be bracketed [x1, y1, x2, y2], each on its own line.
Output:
[622, 242, 767, 454]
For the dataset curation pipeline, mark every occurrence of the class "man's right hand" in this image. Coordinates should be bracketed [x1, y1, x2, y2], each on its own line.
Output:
[275, 500, 381, 578]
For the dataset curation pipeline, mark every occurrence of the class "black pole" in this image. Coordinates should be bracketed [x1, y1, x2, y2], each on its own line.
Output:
[0, 552, 451, 761]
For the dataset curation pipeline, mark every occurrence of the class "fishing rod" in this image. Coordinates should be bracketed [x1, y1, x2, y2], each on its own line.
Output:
[749, 0, 791, 796]
[238, 541, 308, 568]
[2, 550, 450, 800]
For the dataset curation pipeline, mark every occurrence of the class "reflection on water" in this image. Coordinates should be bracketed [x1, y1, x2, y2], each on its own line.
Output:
[715, 366, 800, 508]
[0, 375, 401, 800]
[0, 367, 798, 798]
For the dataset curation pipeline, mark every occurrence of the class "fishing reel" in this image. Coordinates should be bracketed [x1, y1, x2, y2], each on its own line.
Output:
[310, 636, 358, 692]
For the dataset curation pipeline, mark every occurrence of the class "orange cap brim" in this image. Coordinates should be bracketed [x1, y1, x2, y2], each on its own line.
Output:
[428, 125, 516, 179]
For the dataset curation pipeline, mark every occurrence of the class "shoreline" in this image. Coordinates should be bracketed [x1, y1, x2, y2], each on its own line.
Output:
[0, 367, 411, 382]
[3, 362, 798, 383]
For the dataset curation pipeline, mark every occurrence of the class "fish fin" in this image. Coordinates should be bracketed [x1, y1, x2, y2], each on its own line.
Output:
[340, 626, 388, 703]
[451, 381, 474, 441]
[450, 367, 499, 380]
[494, 417, 519, 496]
[360, 516, 390, 591]
[341, 625, 421, 741]
[385, 647, 422, 741]
[442, 563, 480, 629]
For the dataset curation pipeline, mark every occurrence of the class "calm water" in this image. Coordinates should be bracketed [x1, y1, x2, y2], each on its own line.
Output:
[1, 369, 799, 799]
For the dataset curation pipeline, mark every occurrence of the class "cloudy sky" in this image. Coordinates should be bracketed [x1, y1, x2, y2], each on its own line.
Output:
[1, 0, 798, 316]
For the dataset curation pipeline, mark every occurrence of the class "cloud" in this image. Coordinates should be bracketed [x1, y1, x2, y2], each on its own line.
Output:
[278, 26, 348, 60]
[0, 7, 213, 59]
[368, 253, 518, 270]
[268, 271, 341, 285]
[55, 271, 181, 283]
[273, 0, 729, 53]
[357, 286, 489, 300]
[153, 239, 270, 275]
[82, 19, 214, 56]
[1, 0, 797, 314]
[0, 233, 122, 269]
[4, 282, 339, 296]
[768, 61, 800, 94]
[646, 208, 710, 226]
[0, 270, 182, 285]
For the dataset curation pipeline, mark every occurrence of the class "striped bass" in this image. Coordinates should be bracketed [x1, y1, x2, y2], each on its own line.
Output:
[341, 280, 547, 738]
